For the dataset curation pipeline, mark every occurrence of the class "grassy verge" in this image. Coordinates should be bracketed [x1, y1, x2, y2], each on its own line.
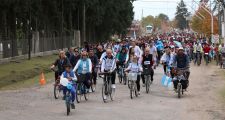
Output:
[0, 55, 57, 90]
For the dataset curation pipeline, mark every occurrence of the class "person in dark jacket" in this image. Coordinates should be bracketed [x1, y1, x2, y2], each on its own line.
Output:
[51, 51, 71, 81]
[173, 47, 190, 90]
[70, 48, 80, 67]
[89, 49, 98, 91]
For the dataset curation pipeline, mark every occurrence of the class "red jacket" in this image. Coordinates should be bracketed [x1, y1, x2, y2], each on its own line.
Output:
[203, 46, 210, 53]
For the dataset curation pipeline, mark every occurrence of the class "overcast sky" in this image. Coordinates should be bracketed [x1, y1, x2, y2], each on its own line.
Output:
[133, 0, 198, 20]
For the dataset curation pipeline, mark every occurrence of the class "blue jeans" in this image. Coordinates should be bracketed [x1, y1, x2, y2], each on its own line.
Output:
[63, 85, 76, 102]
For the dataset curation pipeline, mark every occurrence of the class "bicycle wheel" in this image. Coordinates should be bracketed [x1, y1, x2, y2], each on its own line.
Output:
[135, 83, 138, 97]
[130, 81, 134, 99]
[76, 84, 81, 103]
[54, 85, 60, 99]
[177, 83, 182, 98]
[102, 82, 107, 103]
[123, 76, 127, 85]
[145, 76, 150, 93]
[119, 75, 122, 84]
[84, 85, 89, 101]
[66, 96, 70, 116]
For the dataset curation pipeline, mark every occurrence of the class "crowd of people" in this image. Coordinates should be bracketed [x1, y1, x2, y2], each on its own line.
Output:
[50, 33, 225, 108]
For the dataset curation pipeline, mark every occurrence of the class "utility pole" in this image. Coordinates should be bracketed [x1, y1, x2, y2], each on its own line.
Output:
[28, 0, 31, 60]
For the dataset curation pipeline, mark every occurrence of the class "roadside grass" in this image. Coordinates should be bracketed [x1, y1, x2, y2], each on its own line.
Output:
[0, 72, 54, 90]
[0, 55, 57, 90]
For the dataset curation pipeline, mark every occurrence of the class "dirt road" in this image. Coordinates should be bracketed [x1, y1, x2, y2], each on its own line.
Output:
[0, 64, 225, 120]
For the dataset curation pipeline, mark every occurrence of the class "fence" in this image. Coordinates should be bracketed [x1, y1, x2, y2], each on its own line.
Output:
[0, 30, 81, 63]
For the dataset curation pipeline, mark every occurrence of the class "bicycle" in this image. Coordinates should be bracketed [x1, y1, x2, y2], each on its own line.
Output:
[204, 53, 209, 65]
[76, 74, 89, 103]
[173, 68, 189, 98]
[118, 65, 127, 85]
[60, 78, 76, 116]
[99, 72, 114, 103]
[127, 72, 139, 99]
[51, 68, 62, 99]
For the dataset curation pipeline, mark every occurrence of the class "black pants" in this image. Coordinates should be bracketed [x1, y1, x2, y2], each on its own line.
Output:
[77, 73, 91, 89]
[91, 70, 97, 85]
[104, 70, 116, 84]
[136, 75, 141, 91]
[55, 71, 62, 81]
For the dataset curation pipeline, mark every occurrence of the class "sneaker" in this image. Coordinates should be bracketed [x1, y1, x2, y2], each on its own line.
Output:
[93, 86, 96, 92]
[138, 91, 141, 95]
[111, 84, 116, 89]
[89, 89, 92, 93]
[103, 95, 107, 100]
[62, 95, 66, 100]
[71, 103, 75, 109]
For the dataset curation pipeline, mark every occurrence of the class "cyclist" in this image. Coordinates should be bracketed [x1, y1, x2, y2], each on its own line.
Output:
[140, 47, 154, 87]
[89, 49, 98, 91]
[73, 51, 92, 92]
[101, 49, 117, 94]
[172, 47, 190, 90]
[193, 42, 203, 64]
[125, 55, 143, 95]
[96, 45, 105, 60]
[203, 43, 211, 64]
[161, 46, 172, 74]
[70, 48, 80, 68]
[60, 64, 77, 109]
[51, 51, 71, 83]
[116, 47, 129, 69]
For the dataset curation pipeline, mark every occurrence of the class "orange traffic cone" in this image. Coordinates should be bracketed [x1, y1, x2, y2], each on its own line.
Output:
[39, 72, 46, 85]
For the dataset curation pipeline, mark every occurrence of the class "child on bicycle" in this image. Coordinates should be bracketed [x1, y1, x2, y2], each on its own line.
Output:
[60, 64, 77, 109]
[125, 55, 143, 95]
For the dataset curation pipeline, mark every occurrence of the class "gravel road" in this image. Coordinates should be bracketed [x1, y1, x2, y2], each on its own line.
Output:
[0, 64, 225, 120]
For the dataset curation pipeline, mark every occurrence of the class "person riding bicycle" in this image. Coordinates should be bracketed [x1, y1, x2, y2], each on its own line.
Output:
[172, 47, 190, 90]
[139, 47, 154, 87]
[70, 48, 81, 68]
[101, 49, 117, 93]
[161, 46, 172, 74]
[193, 42, 203, 64]
[89, 49, 98, 91]
[73, 51, 92, 92]
[116, 47, 129, 70]
[203, 43, 211, 64]
[125, 55, 143, 95]
[60, 64, 77, 109]
[51, 51, 71, 82]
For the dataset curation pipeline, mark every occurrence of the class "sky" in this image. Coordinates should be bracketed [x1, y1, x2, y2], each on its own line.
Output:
[133, 0, 198, 20]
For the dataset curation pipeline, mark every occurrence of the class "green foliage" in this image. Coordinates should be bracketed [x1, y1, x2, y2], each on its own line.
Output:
[141, 13, 169, 31]
[0, 0, 134, 42]
[175, 0, 189, 30]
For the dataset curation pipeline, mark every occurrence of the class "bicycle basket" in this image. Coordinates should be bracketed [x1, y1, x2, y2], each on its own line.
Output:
[128, 73, 138, 81]
[142, 67, 151, 75]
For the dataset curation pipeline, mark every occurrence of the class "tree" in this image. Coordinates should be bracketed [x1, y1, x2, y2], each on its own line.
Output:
[141, 13, 169, 33]
[190, 5, 218, 37]
[175, 0, 189, 30]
